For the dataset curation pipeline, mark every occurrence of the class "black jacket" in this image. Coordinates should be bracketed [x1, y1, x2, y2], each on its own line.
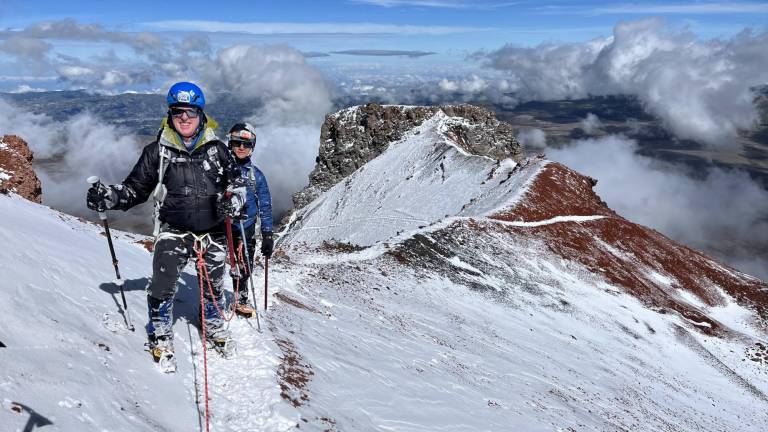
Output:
[113, 123, 242, 233]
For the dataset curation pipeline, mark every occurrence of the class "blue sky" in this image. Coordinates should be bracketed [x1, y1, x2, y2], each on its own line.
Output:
[0, 0, 766, 92]
[3, 0, 767, 48]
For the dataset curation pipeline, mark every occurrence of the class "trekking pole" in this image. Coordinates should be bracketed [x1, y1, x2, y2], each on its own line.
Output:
[87, 176, 135, 332]
[264, 256, 269, 311]
[238, 221, 261, 331]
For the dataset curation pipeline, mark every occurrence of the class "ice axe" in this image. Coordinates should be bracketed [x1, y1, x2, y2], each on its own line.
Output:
[87, 176, 135, 332]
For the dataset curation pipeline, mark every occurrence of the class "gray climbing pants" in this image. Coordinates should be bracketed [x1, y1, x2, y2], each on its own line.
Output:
[146, 226, 229, 340]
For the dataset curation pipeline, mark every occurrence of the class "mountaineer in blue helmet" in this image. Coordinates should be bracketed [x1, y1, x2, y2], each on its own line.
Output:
[85, 81, 246, 372]
[225, 122, 274, 318]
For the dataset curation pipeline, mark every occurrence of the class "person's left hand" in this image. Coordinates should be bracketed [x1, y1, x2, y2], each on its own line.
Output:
[261, 231, 274, 258]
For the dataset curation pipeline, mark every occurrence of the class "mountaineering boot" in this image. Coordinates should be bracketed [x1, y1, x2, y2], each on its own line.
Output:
[207, 327, 236, 359]
[148, 335, 177, 373]
[209, 337, 237, 359]
[235, 302, 256, 318]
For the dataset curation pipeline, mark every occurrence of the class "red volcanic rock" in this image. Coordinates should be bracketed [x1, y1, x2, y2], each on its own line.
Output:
[493, 162, 767, 335]
[0, 135, 42, 203]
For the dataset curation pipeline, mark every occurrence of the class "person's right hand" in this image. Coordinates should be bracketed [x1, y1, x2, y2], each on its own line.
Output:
[86, 183, 117, 212]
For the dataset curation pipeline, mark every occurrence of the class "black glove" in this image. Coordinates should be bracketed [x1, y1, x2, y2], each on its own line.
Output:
[217, 188, 247, 219]
[86, 183, 117, 212]
[261, 231, 274, 258]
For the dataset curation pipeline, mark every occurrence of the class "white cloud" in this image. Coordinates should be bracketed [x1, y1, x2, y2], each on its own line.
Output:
[591, 2, 768, 15]
[0, 75, 57, 81]
[0, 99, 143, 225]
[99, 70, 131, 87]
[10, 84, 46, 93]
[438, 75, 489, 93]
[547, 135, 768, 281]
[486, 37, 611, 100]
[580, 113, 603, 135]
[143, 20, 491, 35]
[192, 44, 333, 216]
[0, 36, 51, 59]
[198, 44, 332, 121]
[2, 26, 336, 218]
[485, 18, 768, 146]
[515, 128, 547, 149]
[56, 65, 96, 79]
[438, 78, 459, 92]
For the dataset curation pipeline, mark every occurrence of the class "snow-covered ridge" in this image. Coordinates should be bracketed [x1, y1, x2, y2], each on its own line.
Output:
[283, 111, 535, 247]
[293, 103, 523, 209]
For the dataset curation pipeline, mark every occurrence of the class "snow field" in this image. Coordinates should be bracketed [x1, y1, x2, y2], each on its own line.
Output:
[0, 194, 297, 431]
[267, 227, 768, 431]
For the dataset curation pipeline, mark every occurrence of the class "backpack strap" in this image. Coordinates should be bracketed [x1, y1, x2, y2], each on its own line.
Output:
[152, 144, 172, 238]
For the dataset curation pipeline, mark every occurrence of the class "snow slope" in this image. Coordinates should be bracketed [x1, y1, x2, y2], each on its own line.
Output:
[0, 194, 296, 431]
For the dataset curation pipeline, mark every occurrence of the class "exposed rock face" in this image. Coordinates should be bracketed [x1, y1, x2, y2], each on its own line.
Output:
[0, 135, 42, 203]
[292, 103, 524, 210]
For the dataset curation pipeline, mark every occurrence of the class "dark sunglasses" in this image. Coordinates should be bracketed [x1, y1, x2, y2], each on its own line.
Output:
[169, 107, 201, 119]
[230, 140, 255, 149]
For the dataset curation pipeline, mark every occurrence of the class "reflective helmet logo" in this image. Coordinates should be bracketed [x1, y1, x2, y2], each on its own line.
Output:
[176, 90, 194, 103]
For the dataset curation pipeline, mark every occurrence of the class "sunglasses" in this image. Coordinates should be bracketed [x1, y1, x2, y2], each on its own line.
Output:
[169, 107, 201, 119]
[230, 140, 255, 149]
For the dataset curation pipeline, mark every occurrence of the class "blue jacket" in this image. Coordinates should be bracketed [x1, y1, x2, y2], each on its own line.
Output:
[238, 160, 273, 233]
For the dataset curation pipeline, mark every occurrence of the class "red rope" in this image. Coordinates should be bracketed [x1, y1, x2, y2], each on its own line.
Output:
[195, 244, 211, 432]
[198, 246, 239, 325]
[234, 242, 246, 295]
[191, 233, 247, 431]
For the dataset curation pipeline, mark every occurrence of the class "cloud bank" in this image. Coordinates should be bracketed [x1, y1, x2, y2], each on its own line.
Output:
[515, 127, 547, 149]
[580, 113, 603, 135]
[196, 44, 333, 217]
[143, 20, 488, 35]
[0, 98, 148, 230]
[0, 23, 335, 224]
[484, 18, 768, 145]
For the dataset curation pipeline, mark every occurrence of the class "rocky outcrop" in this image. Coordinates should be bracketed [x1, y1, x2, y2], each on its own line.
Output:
[292, 103, 524, 210]
[0, 135, 42, 203]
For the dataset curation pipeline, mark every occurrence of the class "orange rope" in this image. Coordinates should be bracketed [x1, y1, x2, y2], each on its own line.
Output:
[190, 232, 256, 431]
[194, 241, 211, 432]
[198, 244, 237, 323]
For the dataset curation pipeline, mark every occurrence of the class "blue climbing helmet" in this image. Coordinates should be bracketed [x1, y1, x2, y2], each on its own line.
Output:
[166, 81, 205, 109]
